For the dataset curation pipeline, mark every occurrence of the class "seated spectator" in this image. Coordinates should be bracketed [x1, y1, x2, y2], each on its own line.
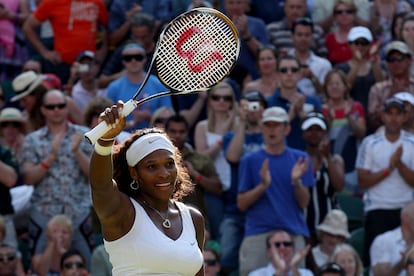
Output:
[317, 262, 346, 276]
[203, 245, 221, 276]
[60, 248, 89, 276]
[405, 246, 414, 276]
[149, 106, 175, 129]
[90, 244, 112, 276]
[0, 242, 25, 276]
[370, 201, 414, 276]
[330, 244, 363, 276]
[0, 107, 26, 159]
[307, 210, 350, 273]
[31, 214, 74, 276]
[248, 230, 312, 276]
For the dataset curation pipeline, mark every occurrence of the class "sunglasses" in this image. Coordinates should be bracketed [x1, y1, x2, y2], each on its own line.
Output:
[0, 254, 16, 262]
[43, 103, 67, 110]
[204, 259, 218, 266]
[63, 261, 85, 269]
[386, 55, 407, 63]
[0, 122, 21, 128]
[352, 40, 370, 46]
[273, 241, 293, 248]
[278, 67, 300, 74]
[334, 9, 354, 15]
[211, 95, 233, 102]
[123, 54, 145, 62]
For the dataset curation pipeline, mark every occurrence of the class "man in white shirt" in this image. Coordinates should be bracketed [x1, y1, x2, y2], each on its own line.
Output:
[370, 201, 414, 276]
[356, 97, 414, 266]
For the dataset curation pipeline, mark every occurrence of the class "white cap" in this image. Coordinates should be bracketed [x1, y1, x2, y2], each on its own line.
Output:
[348, 26, 373, 42]
[261, 107, 289, 123]
[394, 92, 414, 106]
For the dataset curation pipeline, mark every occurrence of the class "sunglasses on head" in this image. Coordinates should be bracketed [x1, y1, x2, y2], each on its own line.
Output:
[0, 254, 16, 262]
[204, 259, 218, 266]
[211, 94, 233, 102]
[63, 261, 85, 269]
[0, 121, 21, 128]
[43, 103, 67, 110]
[386, 55, 407, 63]
[122, 53, 145, 62]
[352, 40, 370, 46]
[273, 241, 293, 248]
[278, 67, 300, 74]
[334, 9, 354, 15]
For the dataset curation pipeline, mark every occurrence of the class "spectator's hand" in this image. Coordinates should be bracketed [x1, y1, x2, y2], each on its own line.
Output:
[233, 14, 249, 37]
[270, 244, 287, 273]
[71, 131, 83, 153]
[290, 244, 310, 269]
[99, 101, 127, 140]
[291, 156, 309, 182]
[290, 93, 305, 118]
[183, 161, 197, 179]
[318, 136, 331, 159]
[344, 99, 354, 117]
[43, 50, 62, 65]
[259, 159, 271, 188]
[390, 144, 403, 170]
[238, 99, 249, 122]
[125, 4, 142, 22]
[131, 104, 152, 126]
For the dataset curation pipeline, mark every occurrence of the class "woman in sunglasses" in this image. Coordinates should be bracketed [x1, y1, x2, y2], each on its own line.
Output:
[335, 26, 385, 116]
[194, 81, 237, 240]
[89, 102, 204, 275]
[325, 0, 358, 65]
[60, 248, 89, 276]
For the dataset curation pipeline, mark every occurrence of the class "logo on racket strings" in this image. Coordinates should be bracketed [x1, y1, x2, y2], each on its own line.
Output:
[176, 27, 223, 73]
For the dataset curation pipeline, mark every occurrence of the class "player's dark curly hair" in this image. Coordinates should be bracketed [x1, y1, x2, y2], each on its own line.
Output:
[111, 128, 193, 200]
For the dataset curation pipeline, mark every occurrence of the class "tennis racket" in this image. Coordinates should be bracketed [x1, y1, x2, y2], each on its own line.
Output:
[85, 7, 240, 144]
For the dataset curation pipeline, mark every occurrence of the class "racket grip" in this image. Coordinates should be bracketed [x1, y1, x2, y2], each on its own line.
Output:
[84, 100, 137, 144]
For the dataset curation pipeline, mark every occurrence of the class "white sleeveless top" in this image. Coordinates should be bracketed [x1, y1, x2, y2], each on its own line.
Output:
[104, 199, 203, 275]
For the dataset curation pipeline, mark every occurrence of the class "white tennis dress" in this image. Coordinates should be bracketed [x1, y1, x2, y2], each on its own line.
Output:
[104, 199, 203, 275]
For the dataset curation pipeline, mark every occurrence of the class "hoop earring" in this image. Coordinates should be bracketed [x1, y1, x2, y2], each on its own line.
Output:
[130, 180, 139, 190]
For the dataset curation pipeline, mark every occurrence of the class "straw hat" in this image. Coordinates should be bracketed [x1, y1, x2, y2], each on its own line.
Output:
[0, 108, 26, 123]
[11, 71, 43, 102]
[316, 209, 350, 239]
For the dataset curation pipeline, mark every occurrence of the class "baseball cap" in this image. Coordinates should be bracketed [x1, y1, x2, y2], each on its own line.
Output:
[348, 26, 373, 42]
[261, 107, 289, 123]
[385, 41, 411, 57]
[382, 97, 406, 112]
[76, 50, 96, 62]
[394, 92, 414, 106]
[301, 112, 327, 131]
[243, 91, 267, 107]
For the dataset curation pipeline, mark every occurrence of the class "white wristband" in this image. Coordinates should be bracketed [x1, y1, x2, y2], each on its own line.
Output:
[94, 143, 112, 156]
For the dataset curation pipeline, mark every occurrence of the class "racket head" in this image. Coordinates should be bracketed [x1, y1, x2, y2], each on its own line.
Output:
[154, 7, 240, 93]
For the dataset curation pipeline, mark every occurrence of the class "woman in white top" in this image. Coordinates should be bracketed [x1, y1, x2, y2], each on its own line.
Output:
[89, 102, 204, 275]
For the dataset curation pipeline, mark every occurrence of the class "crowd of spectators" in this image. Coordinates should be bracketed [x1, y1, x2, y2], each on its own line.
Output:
[1, 0, 414, 275]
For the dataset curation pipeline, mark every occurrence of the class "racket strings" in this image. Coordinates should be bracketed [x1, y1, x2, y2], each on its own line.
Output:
[156, 11, 239, 91]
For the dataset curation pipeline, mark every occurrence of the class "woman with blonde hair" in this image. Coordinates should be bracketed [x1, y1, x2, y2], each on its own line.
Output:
[194, 81, 238, 240]
[325, 0, 359, 65]
[330, 244, 363, 276]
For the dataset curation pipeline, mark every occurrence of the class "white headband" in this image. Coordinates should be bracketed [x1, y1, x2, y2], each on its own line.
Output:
[126, 133, 175, 167]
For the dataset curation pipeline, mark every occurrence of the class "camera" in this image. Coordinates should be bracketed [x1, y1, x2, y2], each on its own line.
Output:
[248, 101, 260, 111]
[78, 64, 89, 73]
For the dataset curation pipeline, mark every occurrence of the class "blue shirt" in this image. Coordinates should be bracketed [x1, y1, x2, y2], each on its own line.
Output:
[238, 147, 315, 237]
[107, 74, 172, 129]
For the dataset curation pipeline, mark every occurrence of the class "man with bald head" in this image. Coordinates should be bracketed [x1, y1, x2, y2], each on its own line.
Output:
[266, 0, 327, 58]
[19, 89, 94, 267]
[370, 201, 414, 276]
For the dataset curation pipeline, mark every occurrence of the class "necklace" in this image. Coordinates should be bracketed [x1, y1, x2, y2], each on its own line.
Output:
[138, 199, 171, 229]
